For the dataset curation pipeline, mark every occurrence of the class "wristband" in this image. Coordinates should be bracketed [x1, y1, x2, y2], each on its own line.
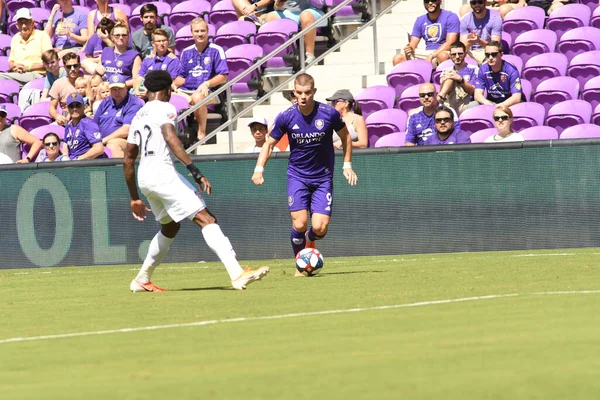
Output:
[26, 156, 31, 162]
[205, 81, 211, 88]
[186, 163, 204, 183]
[254, 166, 264, 173]
[343, 162, 352, 169]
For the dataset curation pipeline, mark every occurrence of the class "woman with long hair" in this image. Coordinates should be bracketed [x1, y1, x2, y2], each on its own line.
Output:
[325, 89, 368, 149]
[95, 19, 141, 88]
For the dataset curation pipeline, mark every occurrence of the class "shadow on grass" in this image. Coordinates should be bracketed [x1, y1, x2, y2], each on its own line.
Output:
[178, 286, 232, 291]
[323, 270, 385, 275]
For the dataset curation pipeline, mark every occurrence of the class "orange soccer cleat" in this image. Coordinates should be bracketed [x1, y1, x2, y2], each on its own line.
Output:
[130, 279, 166, 292]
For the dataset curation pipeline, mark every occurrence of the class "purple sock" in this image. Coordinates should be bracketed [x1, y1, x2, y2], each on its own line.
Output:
[307, 227, 325, 242]
[291, 228, 306, 256]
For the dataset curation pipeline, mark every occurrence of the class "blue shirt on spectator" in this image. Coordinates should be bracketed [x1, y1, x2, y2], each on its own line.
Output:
[460, 9, 503, 51]
[65, 117, 102, 159]
[411, 10, 460, 51]
[475, 60, 522, 103]
[94, 93, 144, 137]
[44, 69, 67, 90]
[178, 43, 228, 91]
[139, 51, 181, 79]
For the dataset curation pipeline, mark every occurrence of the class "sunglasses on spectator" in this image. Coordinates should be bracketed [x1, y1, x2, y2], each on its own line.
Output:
[450, 52, 464, 57]
[470, 0, 485, 4]
[331, 99, 346, 104]
[113, 33, 128, 38]
[419, 92, 435, 98]
[68, 103, 83, 109]
[485, 51, 500, 58]
[493, 115, 510, 121]
[423, 0, 438, 3]
[44, 141, 59, 147]
[65, 64, 80, 70]
[435, 117, 452, 124]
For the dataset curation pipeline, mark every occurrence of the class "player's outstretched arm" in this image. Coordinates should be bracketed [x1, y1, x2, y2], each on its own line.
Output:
[124, 142, 150, 221]
[336, 126, 358, 186]
[252, 135, 279, 186]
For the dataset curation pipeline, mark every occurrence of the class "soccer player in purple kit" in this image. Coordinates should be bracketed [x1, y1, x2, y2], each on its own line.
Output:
[64, 92, 105, 160]
[251, 73, 358, 276]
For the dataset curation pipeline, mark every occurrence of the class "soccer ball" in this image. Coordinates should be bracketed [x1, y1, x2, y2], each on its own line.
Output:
[295, 248, 324, 276]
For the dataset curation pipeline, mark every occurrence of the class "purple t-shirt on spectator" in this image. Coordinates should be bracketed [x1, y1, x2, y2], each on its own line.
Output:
[101, 47, 140, 82]
[422, 128, 471, 145]
[411, 10, 460, 51]
[53, 9, 87, 49]
[65, 117, 102, 159]
[178, 43, 228, 91]
[474, 60, 522, 103]
[460, 9, 502, 51]
[138, 52, 181, 79]
[84, 33, 108, 58]
[270, 101, 345, 180]
[94, 93, 144, 137]
[405, 106, 461, 145]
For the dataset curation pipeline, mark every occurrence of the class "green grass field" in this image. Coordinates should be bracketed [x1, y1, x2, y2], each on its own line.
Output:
[2, 249, 600, 399]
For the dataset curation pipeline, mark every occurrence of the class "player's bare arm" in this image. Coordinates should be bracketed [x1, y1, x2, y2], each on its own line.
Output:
[160, 123, 212, 195]
[252, 135, 280, 186]
[336, 126, 358, 186]
[124, 142, 150, 221]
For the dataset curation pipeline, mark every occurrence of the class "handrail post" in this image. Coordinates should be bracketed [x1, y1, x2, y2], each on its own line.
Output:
[299, 37, 306, 70]
[372, 0, 379, 75]
[227, 87, 233, 154]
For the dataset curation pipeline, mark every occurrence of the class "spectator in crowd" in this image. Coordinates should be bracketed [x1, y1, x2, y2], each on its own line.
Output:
[424, 106, 471, 145]
[96, 19, 141, 88]
[173, 18, 228, 142]
[503, 0, 568, 17]
[46, 0, 89, 57]
[0, 8, 52, 85]
[405, 82, 460, 146]
[262, 0, 327, 64]
[0, 105, 43, 163]
[82, 17, 115, 75]
[460, 0, 502, 65]
[75, 76, 91, 114]
[244, 116, 280, 153]
[474, 41, 522, 107]
[49, 52, 82, 126]
[94, 75, 144, 158]
[0, 0, 6, 34]
[485, 105, 524, 142]
[64, 93, 105, 160]
[91, 80, 110, 115]
[392, 0, 459, 67]
[134, 28, 181, 99]
[459, 0, 519, 20]
[36, 132, 70, 162]
[233, 0, 272, 25]
[325, 89, 368, 149]
[87, 0, 128, 33]
[41, 49, 66, 101]
[437, 41, 479, 116]
[132, 4, 175, 59]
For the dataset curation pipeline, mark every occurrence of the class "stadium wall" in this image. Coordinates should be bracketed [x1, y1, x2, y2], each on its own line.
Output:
[1, 141, 600, 269]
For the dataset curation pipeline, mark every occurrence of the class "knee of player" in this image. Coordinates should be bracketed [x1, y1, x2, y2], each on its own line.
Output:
[161, 221, 181, 237]
[312, 223, 329, 237]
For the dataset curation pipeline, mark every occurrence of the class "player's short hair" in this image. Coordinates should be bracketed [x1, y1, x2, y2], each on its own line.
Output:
[191, 17, 208, 29]
[450, 41, 466, 52]
[144, 70, 173, 93]
[152, 28, 169, 41]
[295, 73, 315, 89]
[486, 41, 503, 53]
[42, 49, 59, 64]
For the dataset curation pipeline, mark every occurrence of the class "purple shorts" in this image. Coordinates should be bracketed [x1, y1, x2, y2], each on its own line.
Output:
[287, 175, 333, 216]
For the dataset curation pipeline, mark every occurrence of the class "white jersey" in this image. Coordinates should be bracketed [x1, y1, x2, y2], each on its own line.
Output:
[127, 100, 178, 187]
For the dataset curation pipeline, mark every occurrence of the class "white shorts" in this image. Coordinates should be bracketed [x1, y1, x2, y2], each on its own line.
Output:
[141, 172, 205, 224]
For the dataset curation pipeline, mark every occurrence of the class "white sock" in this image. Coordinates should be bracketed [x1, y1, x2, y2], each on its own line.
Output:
[136, 231, 173, 283]
[202, 223, 244, 280]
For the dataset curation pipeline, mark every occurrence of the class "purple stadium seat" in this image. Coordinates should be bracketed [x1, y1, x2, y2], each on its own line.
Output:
[386, 60, 432, 97]
[8, 8, 49, 36]
[502, 6, 545, 43]
[509, 102, 546, 132]
[111, 3, 132, 17]
[0, 56, 10, 73]
[130, 2, 172, 32]
[458, 104, 496, 135]
[432, 59, 478, 85]
[104, 147, 113, 158]
[548, 4, 592, 40]
[396, 83, 440, 113]
[567, 50, 600, 88]
[557, 27, 600, 62]
[532, 76, 580, 114]
[502, 55, 523, 75]
[579, 0, 599, 12]
[214, 21, 256, 52]
[502, 31, 512, 54]
[520, 126, 559, 140]
[0, 34, 11, 57]
[512, 29, 557, 65]
[254, 19, 299, 72]
[0, 103, 21, 125]
[327, 0, 368, 37]
[169, 94, 190, 114]
[592, 6, 600, 29]
[175, 24, 216, 55]
[0, 80, 20, 104]
[521, 79, 532, 102]
[546, 99, 593, 134]
[6, 0, 38, 19]
[208, 1, 239, 31]
[365, 109, 408, 147]
[559, 123, 600, 138]
[121, 0, 154, 13]
[470, 127, 497, 144]
[170, 1, 211, 34]
[19, 101, 54, 132]
[22, 78, 46, 92]
[30, 125, 65, 141]
[582, 76, 600, 110]
[522, 52, 569, 91]
[354, 85, 396, 120]
[374, 132, 406, 147]
[225, 44, 264, 99]
[592, 103, 600, 125]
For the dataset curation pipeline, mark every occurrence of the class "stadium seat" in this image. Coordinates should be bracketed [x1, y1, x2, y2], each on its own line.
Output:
[556, 27, 600, 62]
[365, 109, 408, 147]
[580, 76, 600, 110]
[22, 78, 45, 92]
[522, 52, 569, 91]
[502, 55, 523, 75]
[431, 58, 478, 85]
[0, 34, 11, 57]
[129, 2, 172, 32]
[386, 60, 432, 97]
[520, 79, 532, 102]
[373, 131, 405, 147]
[458, 104, 496, 135]
[18, 101, 54, 131]
[354, 85, 396, 120]
[170, 0, 211, 34]
[121, 0, 153, 12]
[579, 0, 599, 12]
[111, 3, 132, 17]
[104, 147, 113, 158]
[546, 99, 593, 134]
[509, 102, 546, 132]
[469, 127, 497, 143]
[214, 21, 257, 52]
[519, 126, 559, 140]
[567, 50, 600, 88]
[512, 29, 557, 66]
[501, 31, 512, 54]
[208, 0, 239, 31]
[254, 19, 299, 78]
[0, 80, 20, 104]
[532, 76, 580, 114]
[546, 4, 592, 40]
[327, 0, 370, 38]
[592, 103, 600, 125]
[591, 6, 600, 29]
[559, 123, 600, 138]
[6, 0, 38, 19]
[225, 44, 264, 100]
[0, 56, 8, 73]
[502, 6, 545, 43]
[30, 125, 65, 141]
[0, 103, 21, 125]
[396, 83, 440, 113]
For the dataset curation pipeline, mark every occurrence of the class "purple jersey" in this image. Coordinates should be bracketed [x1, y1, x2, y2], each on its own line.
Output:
[138, 52, 181, 79]
[178, 43, 228, 91]
[65, 117, 102, 159]
[475, 60, 522, 103]
[270, 101, 345, 179]
[422, 128, 471, 145]
[101, 47, 140, 81]
[411, 10, 460, 51]
[53, 9, 87, 49]
[460, 9, 502, 51]
[84, 33, 107, 58]
[94, 93, 144, 137]
[405, 106, 461, 145]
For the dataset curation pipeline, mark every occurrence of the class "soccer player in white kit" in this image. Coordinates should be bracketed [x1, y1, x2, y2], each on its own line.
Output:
[124, 70, 269, 292]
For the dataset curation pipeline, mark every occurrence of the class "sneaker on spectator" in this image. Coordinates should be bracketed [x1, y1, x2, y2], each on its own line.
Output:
[305, 53, 316, 65]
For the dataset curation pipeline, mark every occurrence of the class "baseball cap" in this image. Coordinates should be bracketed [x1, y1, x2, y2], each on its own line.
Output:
[247, 116, 268, 128]
[0, 105, 7, 117]
[66, 92, 84, 107]
[14, 8, 33, 21]
[325, 89, 354, 102]
[108, 74, 127, 88]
